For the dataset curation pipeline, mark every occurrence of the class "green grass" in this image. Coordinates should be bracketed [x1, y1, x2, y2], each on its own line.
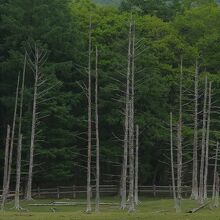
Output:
[0, 197, 220, 220]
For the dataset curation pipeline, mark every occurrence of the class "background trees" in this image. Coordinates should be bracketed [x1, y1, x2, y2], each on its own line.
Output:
[0, 0, 220, 190]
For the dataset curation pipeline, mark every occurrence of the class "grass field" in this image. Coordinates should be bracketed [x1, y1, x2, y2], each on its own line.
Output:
[0, 197, 220, 220]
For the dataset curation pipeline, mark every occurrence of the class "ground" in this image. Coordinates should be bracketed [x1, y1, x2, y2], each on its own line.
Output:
[0, 197, 220, 220]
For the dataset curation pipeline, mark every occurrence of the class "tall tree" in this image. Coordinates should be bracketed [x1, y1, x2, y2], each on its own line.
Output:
[176, 57, 183, 210]
[204, 81, 212, 200]
[134, 124, 139, 205]
[191, 60, 199, 200]
[95, 46, 100, 212]
[15, 53, 26, 209]
[86, 17, 92, 213]
[212, 141, 219, 201]
[1, 125, 10, 210]
[198, 75, 208, 204]
[1, 74, 20, 209]
[121, 20, 132, 210]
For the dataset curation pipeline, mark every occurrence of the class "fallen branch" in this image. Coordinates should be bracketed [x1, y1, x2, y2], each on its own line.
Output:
[187, 201, 211, 213]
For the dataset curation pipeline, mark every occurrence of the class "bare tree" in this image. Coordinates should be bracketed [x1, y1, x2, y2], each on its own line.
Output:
[121, 21, 132, 210]
[128, 101, 135, 212]
[191, 60, 199, 200]
[86, 17, 92, 213]
[14, 134, 22, 210]
[170, 112, 179, 212]
[128, 19, 136, 212]
[95, 46, 100, 212]
[14, 53, 26, 208]
[176, 57, 183, 210]
[25, 44, 49, 200]
[204, 81, 212, 200]
[1, 73, 20, 210]
[1, 125, 10, 210]
[134, 124, 139, 205]
[212, 141, 219, 200]
[198, 75, 208, 204]
[214, 173, 219, 208]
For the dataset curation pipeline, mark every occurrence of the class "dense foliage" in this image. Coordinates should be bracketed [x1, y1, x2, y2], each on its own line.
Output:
[0, 0, 220, 188]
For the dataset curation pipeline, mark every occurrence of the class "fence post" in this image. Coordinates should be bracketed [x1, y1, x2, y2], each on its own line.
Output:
[169, 184, 172, 197]
[38, 186, 41, 198]
[57, 187, 60, 199]
[91, 185, 93, 199]
[153, 185, 156, 197]
[73, 185, 76, 199]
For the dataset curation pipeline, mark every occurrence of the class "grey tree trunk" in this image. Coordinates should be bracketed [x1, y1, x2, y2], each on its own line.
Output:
[2, 73, 20, 210]
[128, 101, 135, 212]
[26, 46, 39, 201]
[170, 112, 179, 212]
[86, 17, 92, 213]
[198, 75, 208, 204]
[15, 53, 26, 208]
[14, 134, 22, 209]
[121, 21, 132, 210]
[204, 82, 212, 200]
[1, 125, 10, 210]
[214, 173, 219, 207]
[177, 58, 183, 210]
[95, 47, 100, 212]
[128, 20, 135, 213]
[212, 142, 219, 200]
[134, 124, 139, 205]
[191, 60, 199, 200]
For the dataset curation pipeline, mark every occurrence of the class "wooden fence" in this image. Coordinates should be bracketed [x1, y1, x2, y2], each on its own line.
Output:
[3, 185, 216, 199]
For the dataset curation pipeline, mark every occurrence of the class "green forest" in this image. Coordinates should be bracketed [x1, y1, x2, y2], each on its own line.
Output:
[0, 0, 220, 194]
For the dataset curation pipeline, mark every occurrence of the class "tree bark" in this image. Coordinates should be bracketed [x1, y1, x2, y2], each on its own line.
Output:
[128, 101, 135, 212]
[214, 173, 219, 207]
[134, 124, 139, 205]
[191, 60, 199, 200]
[15, 134, 22, 209]
[26, 46, 39, 200]
[15, 53, 26, 208]
[177, 57, 183, 210]
[2, 73, 20, 210]
[198, 75, 208, 204]
[170, 112, 179, 212]
[128, 20, 135, 212]
[86, 17, 92, 213]
[95, 46, 100, 212]
[212, 142, 219, 200]
[204, 82, 212, 200]
[1, 125, 10, 210]
[120, 21, 132, 210]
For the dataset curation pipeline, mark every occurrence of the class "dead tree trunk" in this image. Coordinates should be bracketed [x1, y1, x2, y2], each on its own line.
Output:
[86, 17, 92, 213]
[26, 46, 40, 201]
[15, 53, 26, 208]
[1, 73, 20, 210]
[14, 134, 22, 209]
[177, 57, 183, 210]
[198, 75, 208, 204]
[212, 141, 219, 200]
[128, 101, 135, 212]
[128, 20, 135, 212]
[1, 125, 10, 210]
[170, 112, 179, 212]
[204, 82, 212, 200]
[214, 173, 219, 207]
[95, 46, 100, 212]
[191, 60, 199, 200]
[121, 21, 132, 210]
[134, 124, 139, 205]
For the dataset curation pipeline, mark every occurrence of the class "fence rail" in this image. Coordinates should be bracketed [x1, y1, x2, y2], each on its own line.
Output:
[4, 185, 215, 199]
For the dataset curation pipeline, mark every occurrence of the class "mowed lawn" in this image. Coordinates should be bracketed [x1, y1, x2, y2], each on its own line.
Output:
[0, 197, 220, 220]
